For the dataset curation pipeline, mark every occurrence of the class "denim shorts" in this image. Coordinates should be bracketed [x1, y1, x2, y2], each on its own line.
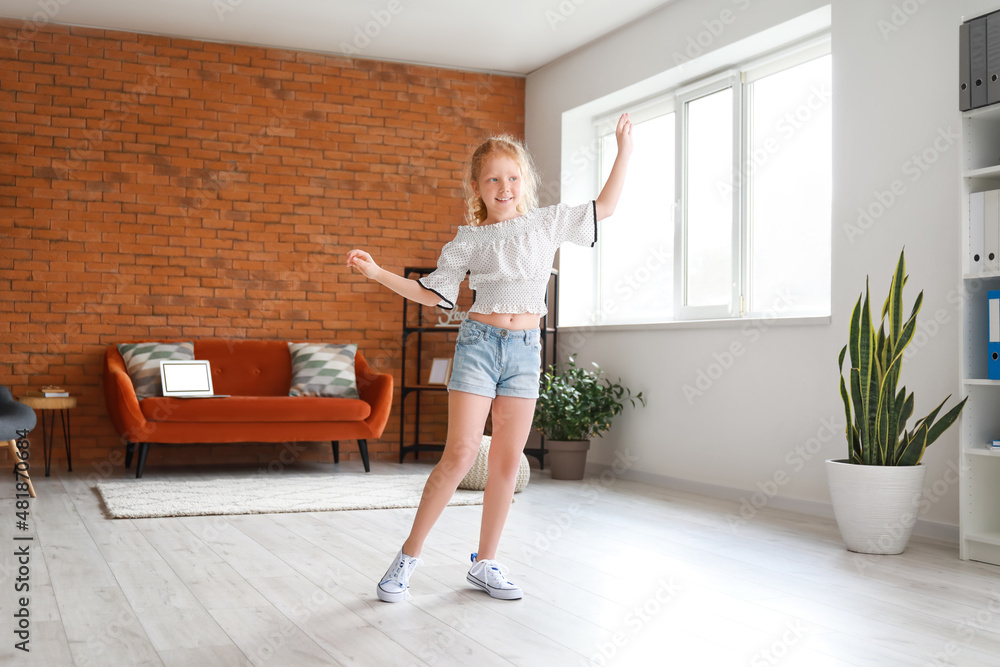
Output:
[447, 319, 542, 400]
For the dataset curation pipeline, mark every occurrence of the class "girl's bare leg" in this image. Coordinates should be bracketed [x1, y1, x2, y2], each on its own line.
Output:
[402, 390, 493, 557]
[475, 395, 537, 561]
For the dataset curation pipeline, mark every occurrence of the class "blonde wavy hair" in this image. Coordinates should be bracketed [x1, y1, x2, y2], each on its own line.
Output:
[464, 134, 540, 226]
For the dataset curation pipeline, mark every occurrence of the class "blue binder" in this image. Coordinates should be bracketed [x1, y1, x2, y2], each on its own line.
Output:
[990, 290, 1000, 380]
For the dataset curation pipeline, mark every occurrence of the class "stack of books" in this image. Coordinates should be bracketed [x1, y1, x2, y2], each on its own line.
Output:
[991, 440, 1000, 452]
[26, 385, 70, 398]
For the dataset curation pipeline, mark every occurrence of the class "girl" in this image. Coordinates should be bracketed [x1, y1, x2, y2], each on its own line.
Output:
[346, 113, 633, 602]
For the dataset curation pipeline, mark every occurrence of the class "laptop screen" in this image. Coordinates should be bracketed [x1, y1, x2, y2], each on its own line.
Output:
[160, 360, 215, 397]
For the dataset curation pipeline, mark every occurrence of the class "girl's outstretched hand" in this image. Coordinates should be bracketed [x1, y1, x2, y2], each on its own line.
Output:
[616, 113, 633, 159]
[346, 249, 380, 280]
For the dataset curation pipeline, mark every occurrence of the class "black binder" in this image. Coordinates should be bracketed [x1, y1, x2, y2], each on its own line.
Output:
[972, 16, 988, 108]
[989, 12, 1000, 105]
[961, 22, 972, 111]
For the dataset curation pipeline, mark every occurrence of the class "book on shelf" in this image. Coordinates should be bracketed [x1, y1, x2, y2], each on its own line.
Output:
[26, 386, 70, 397]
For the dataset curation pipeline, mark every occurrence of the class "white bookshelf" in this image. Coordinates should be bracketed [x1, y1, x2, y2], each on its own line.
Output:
[960, 102, 1000, 566]
[965, 447, 1000, 457]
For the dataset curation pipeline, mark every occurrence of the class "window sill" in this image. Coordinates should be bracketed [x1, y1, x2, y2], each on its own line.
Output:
[558, 314, 831, 333]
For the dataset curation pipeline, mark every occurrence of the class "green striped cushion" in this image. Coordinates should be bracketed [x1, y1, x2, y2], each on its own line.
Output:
[116, 342, 195, 400]
[287, 343, 359, 398]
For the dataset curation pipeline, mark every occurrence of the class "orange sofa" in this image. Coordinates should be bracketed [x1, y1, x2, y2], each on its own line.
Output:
[103, 340, 393, 478]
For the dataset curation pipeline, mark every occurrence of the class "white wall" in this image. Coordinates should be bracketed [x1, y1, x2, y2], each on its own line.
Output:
[526, 0, 998, 537]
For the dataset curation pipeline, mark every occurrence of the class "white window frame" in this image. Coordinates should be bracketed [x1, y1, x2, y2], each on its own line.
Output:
[674, 70, 742, 321]
[588, 35, 831, 325]
[740, 37, 832, 318]
[593, 97, 676, 324]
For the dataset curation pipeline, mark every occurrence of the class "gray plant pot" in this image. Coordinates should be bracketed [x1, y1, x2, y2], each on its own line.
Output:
[546, 440, 591, 480]
[825, 458, 926, 555]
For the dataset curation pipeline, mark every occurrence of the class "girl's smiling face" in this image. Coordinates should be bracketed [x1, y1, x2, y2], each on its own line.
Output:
[472, 154, 523, 224]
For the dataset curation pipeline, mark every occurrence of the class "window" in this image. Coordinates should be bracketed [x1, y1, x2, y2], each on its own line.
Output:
[578, 40, 831, 326]
[745, 53, 832, 317]
[679, 80, 737, 318]
[596, 109, 675, 324]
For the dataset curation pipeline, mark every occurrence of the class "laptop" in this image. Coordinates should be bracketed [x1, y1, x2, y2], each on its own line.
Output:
[159, 360, 230, 398]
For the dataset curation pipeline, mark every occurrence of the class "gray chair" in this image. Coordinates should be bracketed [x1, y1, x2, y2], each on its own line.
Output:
[0, 387, 37, 497]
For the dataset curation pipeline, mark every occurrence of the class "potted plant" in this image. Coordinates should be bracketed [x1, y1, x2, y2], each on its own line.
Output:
[831, 249, 967, 554]
[533, 355, 645, 480]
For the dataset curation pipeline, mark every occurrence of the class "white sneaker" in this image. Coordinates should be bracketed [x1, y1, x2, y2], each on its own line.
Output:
[377, 548, 422, 602]
[466, 552, 523, 600]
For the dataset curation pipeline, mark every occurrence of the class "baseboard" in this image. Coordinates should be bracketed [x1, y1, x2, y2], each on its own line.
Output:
[584, 462, 960, 546]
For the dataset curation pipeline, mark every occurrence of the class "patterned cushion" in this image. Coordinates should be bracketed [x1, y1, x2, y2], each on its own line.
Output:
[116, 342, 195, 400]
[459, 435, 530, 493]
[287, 343, 359, 398]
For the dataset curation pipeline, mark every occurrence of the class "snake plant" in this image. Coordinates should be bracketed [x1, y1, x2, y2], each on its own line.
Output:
[838, 249, 967, 466]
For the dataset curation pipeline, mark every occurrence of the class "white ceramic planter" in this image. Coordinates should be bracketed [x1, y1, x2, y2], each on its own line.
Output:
[825, 459, 927, 555]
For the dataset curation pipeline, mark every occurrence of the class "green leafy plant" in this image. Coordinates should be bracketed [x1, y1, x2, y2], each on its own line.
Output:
[533, 355, 646, 441]
[838, 249, 967, 466]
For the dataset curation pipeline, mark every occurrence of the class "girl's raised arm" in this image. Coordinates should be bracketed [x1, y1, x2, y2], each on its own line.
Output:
[346, 249, 440, 307]
[595, 113, 633, 222]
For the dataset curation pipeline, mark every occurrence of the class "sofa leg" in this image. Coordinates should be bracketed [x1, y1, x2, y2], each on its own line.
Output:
[135, 443, 150, 479]
[125, 442, 135, 470]
[358, 439, 370, 473]
[331, 440, 339, 464]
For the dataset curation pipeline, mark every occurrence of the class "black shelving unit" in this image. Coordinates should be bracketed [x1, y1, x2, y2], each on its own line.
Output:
[398, 267, 559, 468]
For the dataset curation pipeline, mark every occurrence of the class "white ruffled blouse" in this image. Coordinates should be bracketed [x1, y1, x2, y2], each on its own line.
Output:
[418, 201, 597, 316]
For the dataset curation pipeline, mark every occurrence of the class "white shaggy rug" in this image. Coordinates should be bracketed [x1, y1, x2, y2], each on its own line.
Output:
[96, 474, 492, 519]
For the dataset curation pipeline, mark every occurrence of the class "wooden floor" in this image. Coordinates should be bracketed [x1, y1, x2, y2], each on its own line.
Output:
[2, 459, 1000, 667]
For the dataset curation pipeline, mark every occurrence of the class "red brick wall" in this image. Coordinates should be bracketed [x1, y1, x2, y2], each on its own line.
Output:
[0, 20, 524, 474]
